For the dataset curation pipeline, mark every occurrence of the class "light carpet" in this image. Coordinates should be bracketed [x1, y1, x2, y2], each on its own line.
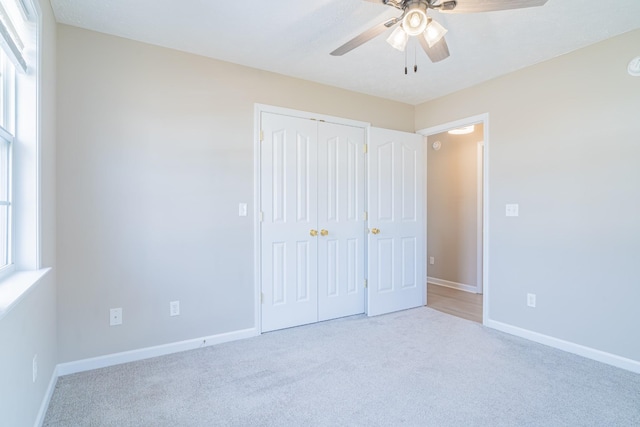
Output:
[43, 307, 640, 426]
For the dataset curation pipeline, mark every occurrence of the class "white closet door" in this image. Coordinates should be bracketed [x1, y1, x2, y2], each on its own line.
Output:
[317, 122, 366, 321]
[261, 112, 319, 332]
[367, 127, 425, 316]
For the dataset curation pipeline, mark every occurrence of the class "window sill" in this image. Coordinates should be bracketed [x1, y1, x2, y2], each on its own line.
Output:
[0, 268, 51, 321]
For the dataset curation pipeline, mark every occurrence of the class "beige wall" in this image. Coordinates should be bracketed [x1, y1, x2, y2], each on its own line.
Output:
[417, 29, 640, 361]
[55, 25, 414, 363]
[0, 0, 58, 425]
[3, 16, 637, 425]
[427, 126, 482, 288]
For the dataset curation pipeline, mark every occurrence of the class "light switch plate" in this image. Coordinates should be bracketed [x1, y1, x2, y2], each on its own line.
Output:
[527, 293, 536, 308]
[506, 204, 519, 217]
[238, 203, 248, 217]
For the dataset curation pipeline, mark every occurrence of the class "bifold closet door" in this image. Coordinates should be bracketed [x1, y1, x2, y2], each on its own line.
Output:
[260, 113, 366, 332]
[317, 122, 365, 322]
[260, 113, 319, 332]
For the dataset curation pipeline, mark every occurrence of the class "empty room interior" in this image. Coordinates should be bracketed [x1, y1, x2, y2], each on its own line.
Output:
[1, 0, 639, 425]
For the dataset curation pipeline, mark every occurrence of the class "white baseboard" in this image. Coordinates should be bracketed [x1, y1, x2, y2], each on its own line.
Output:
[34, 365, 58, 427]
[485, 319, 640, 374]
[428, 277, 479, 294]
[57, 327, 259, 377]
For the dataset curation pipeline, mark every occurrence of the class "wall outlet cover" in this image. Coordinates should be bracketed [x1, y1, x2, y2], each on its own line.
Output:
[506, 204, 519, 217]
[170, 300, 180, 316]
[110, 308, 123, 326]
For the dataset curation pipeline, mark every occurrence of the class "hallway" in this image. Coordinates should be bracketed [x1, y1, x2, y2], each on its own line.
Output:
[427, 283, 482, 323]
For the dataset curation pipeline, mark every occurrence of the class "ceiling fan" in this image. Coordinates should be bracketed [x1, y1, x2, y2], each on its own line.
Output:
[330, 0, 549, 63]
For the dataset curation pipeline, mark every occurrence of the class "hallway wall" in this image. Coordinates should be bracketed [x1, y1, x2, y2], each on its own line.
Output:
[427, 125, 483, 290]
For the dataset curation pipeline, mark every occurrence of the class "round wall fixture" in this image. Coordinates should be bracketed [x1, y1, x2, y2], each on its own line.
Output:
[628, 56, 640, 76]
[432, 141, 441, 151]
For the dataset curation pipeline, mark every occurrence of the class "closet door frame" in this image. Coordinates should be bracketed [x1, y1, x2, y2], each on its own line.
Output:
[254, 104, 370, 333]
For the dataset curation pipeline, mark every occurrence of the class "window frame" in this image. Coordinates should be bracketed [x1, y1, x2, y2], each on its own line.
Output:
[0, 0, 38, 281]
[0, 44, 15, 275]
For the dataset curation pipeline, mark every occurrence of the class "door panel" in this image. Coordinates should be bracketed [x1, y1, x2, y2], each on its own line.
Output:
[317, 122, 365, 321]
[376, 237, 394, 292]
[377, 142, 394, 221]
[261, 113, 318, 332]
[401, 237, 417, 289]
[368, 127, 425, 316]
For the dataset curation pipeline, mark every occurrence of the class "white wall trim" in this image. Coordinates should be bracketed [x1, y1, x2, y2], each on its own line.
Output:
[34, 364, 57, 427]
[57, 327, 258, 377]
[486, 319, 640, 374]
[34, 0, 42, 271]
[417, 114, 487, 136]
[476, 141, 484, 294]
[253, 104, 262, 335]
[428, 277, 478, 294]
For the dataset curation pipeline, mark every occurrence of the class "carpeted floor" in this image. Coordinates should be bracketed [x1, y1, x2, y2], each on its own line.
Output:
[43, 307, 640, 426]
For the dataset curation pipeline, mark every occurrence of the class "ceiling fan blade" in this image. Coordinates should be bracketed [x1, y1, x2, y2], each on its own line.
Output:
[441, 0, 548, 13]
[362, 0, 404, 9]
[330, 18, 399, 56]
[418, 33, 450, 63]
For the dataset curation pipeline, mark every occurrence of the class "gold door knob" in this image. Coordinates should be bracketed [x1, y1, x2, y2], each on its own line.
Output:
[310, 229, 318, 237]
[371, 228, 380, 235]
[320, 229, 329, 236]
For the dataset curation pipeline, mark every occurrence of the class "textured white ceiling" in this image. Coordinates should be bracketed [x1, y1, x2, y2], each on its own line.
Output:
[50, 0, 640, 105]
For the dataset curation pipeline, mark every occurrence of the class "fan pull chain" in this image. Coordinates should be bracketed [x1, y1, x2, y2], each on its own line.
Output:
[414, 43, 418, 73]
[404, 48, 408, 75]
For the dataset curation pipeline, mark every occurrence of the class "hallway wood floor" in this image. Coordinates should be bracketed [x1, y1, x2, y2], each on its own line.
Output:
[427, 283, 483, 323]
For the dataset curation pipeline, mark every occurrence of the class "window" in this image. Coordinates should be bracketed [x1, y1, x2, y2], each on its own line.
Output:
[0, 116, 11, 269]
[0, 0, 35, 275]
[0, 31, 15, 272]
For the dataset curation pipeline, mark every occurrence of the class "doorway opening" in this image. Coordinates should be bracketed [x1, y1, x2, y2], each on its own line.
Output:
[418, 114, 489, 324]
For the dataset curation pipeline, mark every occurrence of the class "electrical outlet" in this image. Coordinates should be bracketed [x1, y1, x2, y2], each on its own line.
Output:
[527, 293, 536, 308]
[170, 300, 180, 316]
[429, 256, 435, 265]
[506, 204, 519, 217]
[32, 354, 37, 383]
[110, 308, 123, 326]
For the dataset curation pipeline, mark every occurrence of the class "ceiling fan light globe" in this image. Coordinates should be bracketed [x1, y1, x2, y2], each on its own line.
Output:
[424, 19, 448, 48]
[386, 26, 409, 51]
[409, 13, 421, 28]
[402, 9, 428, 36]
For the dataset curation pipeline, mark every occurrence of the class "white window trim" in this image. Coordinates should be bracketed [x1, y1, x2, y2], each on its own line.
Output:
[0, 268, 49, 320]
[0, 123, 13, 275]
[0, 0, 47, 319]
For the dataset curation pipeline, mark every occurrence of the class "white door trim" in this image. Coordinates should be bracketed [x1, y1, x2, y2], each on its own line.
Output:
[477, 140, 484, 294]
[253, 104, 370, 333]
[417, 113, 490, 325]
[254, 104, 370, 128]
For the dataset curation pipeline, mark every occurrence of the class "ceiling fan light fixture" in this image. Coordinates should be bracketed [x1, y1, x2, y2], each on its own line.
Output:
[402, 3, 428, 36]
[386, 26, 409, 51]
[424, 18, 448, 48]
